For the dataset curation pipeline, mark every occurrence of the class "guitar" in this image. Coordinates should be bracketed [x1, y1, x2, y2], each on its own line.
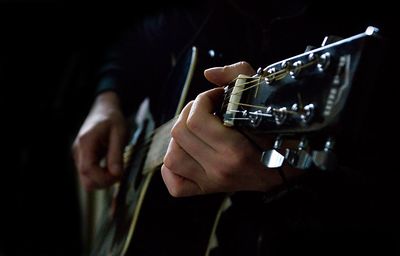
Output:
[221, 26, 383, 172]
[89, 45, 228, 256]
[89, 26, 383, 255]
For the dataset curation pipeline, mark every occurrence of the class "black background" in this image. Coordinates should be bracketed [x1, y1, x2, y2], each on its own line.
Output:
[0, 1, 156, 255]
[0, 1, 398, 256]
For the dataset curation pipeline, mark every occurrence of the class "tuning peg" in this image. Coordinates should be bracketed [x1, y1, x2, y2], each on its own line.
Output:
[311, 138, 337, 170]
[261, 136, 285, 168]
[284, 137, 312, 170]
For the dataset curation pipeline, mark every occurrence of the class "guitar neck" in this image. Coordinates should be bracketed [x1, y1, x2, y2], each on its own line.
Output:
[141, 116, 178, 175]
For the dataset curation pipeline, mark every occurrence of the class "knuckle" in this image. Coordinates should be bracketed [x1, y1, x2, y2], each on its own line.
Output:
[236, 61, 254, 75]
[195, 91, 209, 105]
[230, 151, 247, 167]
[74, 133, 89, 148]
[186, 113, 200, 133]
[161, 167, 188, 198]
[213, 162, 233, 182]
[238, 60, 250, 67]
[237, 60, 250, 69]
[163, 152, 176, 170]
[170, 122, 184, 141]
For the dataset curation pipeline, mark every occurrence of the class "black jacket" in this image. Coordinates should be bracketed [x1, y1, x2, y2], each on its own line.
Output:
[93, 1, 398, 255]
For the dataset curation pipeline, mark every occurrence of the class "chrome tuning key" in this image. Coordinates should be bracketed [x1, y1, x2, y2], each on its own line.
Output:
[311, 138, 337, 170]
[290, 102, 315, 125]
[261, 136, 285, 168]
[285, 137, 312, 170]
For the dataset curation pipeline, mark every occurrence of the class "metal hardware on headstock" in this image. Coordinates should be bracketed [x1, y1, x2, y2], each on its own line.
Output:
[222, 27, 382, 133]
[317, 52, 331, 71]
[311, 137, 337, 170]
[260, 136, 337, 171]
[261, 136, 285, 168]
[222, 26, 381, 173]
[265, 67, 277, 84]
[289, 60, 303, 78]
[223, 96, 315, 128]
[290, 103, 315, 125]
[284, 137, 313, 170]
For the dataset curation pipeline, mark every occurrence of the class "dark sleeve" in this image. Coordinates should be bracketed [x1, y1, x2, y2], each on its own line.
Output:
[95, 6, 208, 117]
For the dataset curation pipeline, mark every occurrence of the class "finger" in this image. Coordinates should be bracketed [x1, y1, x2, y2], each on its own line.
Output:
[171, 102, 217, 169]
[76, 138, 117, 189]
[80, 163, 117, 190]
[161, 165, 202, 197]
[79, 174, 97, 191]
[78, 160, 117, 191]
[187, 88, 244, 151]
[106, 127, 125, 177]
[163, 138, 205, 183]
[204, 61, 255, 86]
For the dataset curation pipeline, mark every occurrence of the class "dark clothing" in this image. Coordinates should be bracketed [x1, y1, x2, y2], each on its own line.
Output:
[93, 1, 398, 255]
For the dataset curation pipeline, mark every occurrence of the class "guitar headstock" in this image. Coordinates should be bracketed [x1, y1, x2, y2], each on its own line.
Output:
[221, 26, 383, 170]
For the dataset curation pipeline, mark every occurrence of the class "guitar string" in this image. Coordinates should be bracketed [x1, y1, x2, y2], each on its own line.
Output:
[122, 77, 261, 165]
[225, 57, 318, 97]
[125, 69, 293, 161]
[222, 58, 318, 110]
[124, 59, 318, 167]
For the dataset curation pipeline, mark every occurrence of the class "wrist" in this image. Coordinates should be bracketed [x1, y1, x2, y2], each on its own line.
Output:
[96, 91, 121, 107]
[93, 91, 124, 116]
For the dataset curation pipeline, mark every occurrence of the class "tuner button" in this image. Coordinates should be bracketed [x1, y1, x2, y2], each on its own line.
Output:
[311, 138, 337, 170]
[261, 136, 285, 168]
[261, 149, 285, 168]
[312, 150, 337, 170]
[285, 148, 312, 170]
[284, 138, 312, 170]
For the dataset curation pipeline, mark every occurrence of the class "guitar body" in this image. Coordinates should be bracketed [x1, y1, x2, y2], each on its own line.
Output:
[90, 46, 227, 256]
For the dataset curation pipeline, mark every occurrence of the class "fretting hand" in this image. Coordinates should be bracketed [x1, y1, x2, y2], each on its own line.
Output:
[161, 61, 287, 197]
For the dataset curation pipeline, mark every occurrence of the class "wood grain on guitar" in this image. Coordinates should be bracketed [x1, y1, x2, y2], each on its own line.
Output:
[88, 26, 383, 256]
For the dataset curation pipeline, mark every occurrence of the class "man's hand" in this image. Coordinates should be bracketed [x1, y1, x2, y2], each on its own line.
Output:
[161, 62, 284, 197]
[72, 91, 128, 191]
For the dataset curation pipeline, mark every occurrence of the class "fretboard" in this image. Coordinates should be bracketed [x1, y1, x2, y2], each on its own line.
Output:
[142, 116, 178, 174]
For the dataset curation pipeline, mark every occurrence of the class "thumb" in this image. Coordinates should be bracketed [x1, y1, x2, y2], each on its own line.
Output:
[204, 61, 256, 86]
